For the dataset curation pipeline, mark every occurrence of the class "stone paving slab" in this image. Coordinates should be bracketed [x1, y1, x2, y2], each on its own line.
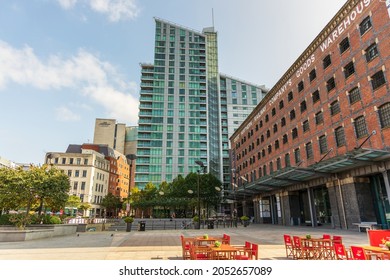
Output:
[0, 224, 370, 260]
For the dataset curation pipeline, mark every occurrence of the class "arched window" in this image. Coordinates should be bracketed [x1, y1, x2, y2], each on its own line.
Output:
[379, 103, 390, 129]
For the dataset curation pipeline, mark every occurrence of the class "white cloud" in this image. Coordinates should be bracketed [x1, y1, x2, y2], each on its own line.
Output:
[57, 0, 140, 22]
[0, 40, 139, 124]
[56, 106, 81, 122]
[57, 0, 78, 9]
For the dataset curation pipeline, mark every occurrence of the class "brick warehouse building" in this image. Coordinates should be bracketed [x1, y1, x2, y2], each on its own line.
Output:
[230, 0, 390, 230]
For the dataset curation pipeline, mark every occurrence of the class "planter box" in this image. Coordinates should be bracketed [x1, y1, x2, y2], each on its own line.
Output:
[0, 224, 77, 242]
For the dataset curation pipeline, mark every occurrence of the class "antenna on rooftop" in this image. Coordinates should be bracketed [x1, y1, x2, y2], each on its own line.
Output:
[212, 8, 215, 28]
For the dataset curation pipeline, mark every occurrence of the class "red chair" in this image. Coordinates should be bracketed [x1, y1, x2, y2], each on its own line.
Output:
[350, 246, 368, 260]
[283, 235, 294, 258]
[292, 236, 314, 259]
[234, 241, 252, 260]
[250, 243, 259, 260]
[334, 243, 352, 260]
[180, 235, 192, 260]
[322, 234, 331, 239]
[222, 234, 231, 245]
[332, 235, 343, 244]
[189, 244, 211, 260]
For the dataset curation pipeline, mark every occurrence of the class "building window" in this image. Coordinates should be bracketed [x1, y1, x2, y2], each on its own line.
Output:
[258, 167, 262, 178]
[288, 91, 293, 102]
[306, 142, 313, 159]
[378, 103, 390, 129]
[263, 165, 267, 176]
[273, 124, 278, 133]
[261, 135, 264, 143]
[279, 100, 284, 109]
[303, 120, 310, 133]
[300, 100, 307, 113]
[276, 158, 282, 170]
[262, 149, 266, 157]
[349, 87, 361, 104]
[335, 126, 346, 147]
[371, 70, 386, 90]
[265, 114, 269, 122]
[73, 182, 78, 190]
[290, 109, 296, 120]
[326, 77, 336, 92]
[294, 148, 301, 164]
[309, 69, 316, 82]
[285, 153, 291, 167]
[269, 162, 274, 174]
[319, 135, 328, 154]
[82, 170, 87, 177]
[292, 127, 298, 139]
[266, 130, 271, 138]
[312, 90, 320, 104]
[339, 37, 350, 54]
[272, 107, 276, 116]
[275, 140, 280, 150]
[298, 81, 304, 92]
[281, 117, 286, 127]
[330, 100, 341, 116]
[354, 116, 368, 138]
[344, 61, 355, 79]
[259, 120, 263, 128]
[359, 16, 372, 35]
[365, 43, 379, 62]
[283, 134, 288, 144]
[67, 170, 72, 177]
[315, 111, 324, 125]
[323, 54, 331, 69]
[268, 145, 272, 154]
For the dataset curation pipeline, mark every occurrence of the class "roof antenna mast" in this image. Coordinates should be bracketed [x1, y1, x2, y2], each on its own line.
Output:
[212, 8, 215, 28]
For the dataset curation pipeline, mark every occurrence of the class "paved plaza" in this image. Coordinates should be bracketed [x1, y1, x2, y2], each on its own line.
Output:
[0, 223, 371, 260]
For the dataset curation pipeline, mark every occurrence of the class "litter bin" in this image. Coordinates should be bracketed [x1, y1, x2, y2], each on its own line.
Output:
[138, 221, 146, 231]
[207, 220, 214, 229]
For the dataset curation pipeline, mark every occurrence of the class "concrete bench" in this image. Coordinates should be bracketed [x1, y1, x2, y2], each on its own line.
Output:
[352, 222, 380, 232]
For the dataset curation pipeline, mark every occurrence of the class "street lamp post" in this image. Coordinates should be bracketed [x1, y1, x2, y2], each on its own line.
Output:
[194, 160, 205, 229]
[126, 154, 137, 217]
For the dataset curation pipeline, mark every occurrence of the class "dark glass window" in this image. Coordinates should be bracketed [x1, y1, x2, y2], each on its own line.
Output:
[365, 43, 379, 62]
[272, 107, 276, 116]
[283, 134, 288, 144]
[312, 90, 320, 103]
[300, 100, 307, 113]
[281, 117, 286, 127]
[276, 158, 282, 170]
[379, 103, 390, 129]
[265, 114, 269, 122]
[359, 16, 372, 35]
[339, 37, 350, 54]
[315, 111, 324, 125]
[279, 100, 284, 109]
[344, 61, 355, 79]
[323, 54, 331, 69]
[266, 130, 271, 138]
[335, 126, 346, 147]
[354, 116, 368, 138]
[326, 77, 336, 92]
[285, 154, 291, 168]
[309, 69, 317, 82]
[349, 87, 361, 104]
[303, 120, 310, 132]
[273, 124, 278, 133]
[319, 135, 328, 154]
[294, 148, 301, 164]
[371, 71, 386, 90]
[268, 145, 272, 154]
[292, 127, 298, 139]
[275, 140, 280, 150]
[306, 142, 313, 159]
[330, 100, 341, 116]
[290, 109, 296, 120]
[298, 81, 304, 92]
[288, 91, 293, 102]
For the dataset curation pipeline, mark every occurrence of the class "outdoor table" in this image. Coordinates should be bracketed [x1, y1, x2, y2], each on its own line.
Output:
[301, 237, 333, 260]
[195, 236, 221, 246]
[362, 245, 390, 259]
[208, 244, 238, 260]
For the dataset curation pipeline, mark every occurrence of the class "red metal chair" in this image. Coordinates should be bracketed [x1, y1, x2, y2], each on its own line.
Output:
[350, 246, 368, 260]
[292, 236, 314, 259]
[332, 235, 343, 244]
[283, 234, 294, 258]
[250, 243, 259, 260]
[234, 241, 252, 260]
[222, 234, 231, 245]
[322, 234, 331, 239]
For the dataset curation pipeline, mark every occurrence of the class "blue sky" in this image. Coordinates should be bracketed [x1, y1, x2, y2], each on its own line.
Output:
[0, 0, 346, 165]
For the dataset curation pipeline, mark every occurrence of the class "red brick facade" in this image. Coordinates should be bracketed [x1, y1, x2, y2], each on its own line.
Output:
[231, 0, 390, 181]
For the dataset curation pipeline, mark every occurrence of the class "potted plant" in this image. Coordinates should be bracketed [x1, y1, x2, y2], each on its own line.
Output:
[306, 234, 311, 240]
[214, 241, 221, 248]
[203, 234, 208, 239]
[193, 215, 200, 230]
[123, 216, 134, 232]
[240, 215, 250, 227]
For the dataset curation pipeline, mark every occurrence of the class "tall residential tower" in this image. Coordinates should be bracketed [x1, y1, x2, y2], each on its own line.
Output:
[136, 18, 268, 190]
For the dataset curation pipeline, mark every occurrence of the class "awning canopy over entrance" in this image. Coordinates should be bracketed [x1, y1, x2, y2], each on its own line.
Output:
[236, 148, 390, 196]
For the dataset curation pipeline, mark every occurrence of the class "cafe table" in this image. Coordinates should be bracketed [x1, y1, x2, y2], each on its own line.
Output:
[195, 236, 221, 246]
[300, 237, 334, 260]
[362, 245, 390, 259]
[208, 244, 238, 260]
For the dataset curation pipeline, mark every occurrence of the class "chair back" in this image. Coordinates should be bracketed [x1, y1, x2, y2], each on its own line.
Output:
[323, 234, 331, 239]
[350, 246, 367, 260]
[334, 243, 348, 260]
[292, 236, 302, 247]
[283, 234, 292, 245]
[245, 241, 252, 249]
[222, 234, 231, 244]
[251, 243, 259, 260]
[332, 235, 342, 244]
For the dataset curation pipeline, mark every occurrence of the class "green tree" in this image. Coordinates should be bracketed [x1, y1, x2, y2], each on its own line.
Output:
[101, 193, 122, 217]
